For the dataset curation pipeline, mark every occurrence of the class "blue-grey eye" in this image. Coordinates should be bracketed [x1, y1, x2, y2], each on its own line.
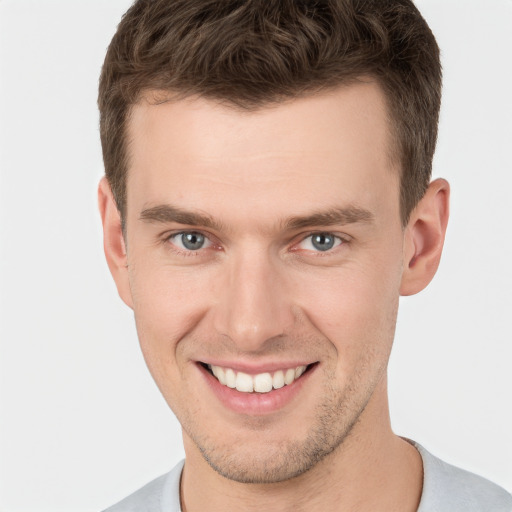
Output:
[174, 232, 208, 251]
[297, 232, 343, 252]
[311, 233, 335, 251]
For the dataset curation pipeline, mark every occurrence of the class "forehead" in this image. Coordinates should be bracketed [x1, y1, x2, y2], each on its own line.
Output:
[125, 82, 400, 227]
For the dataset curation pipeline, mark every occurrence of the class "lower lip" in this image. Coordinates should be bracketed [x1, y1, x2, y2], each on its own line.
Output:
[198, 364, 316, 415]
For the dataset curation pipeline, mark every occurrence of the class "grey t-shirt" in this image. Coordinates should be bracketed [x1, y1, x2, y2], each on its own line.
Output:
[103, 442, 512, 511]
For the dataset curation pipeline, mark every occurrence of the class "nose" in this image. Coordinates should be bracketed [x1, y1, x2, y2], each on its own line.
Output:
[212, 247, 294, 352]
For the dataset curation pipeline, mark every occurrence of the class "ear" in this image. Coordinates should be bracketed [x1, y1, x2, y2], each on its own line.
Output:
[98, 176, 133, 309]
[400, 178, 450, 296]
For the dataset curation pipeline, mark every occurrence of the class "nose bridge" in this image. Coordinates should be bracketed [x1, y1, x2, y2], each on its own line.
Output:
[213, 245, 292, 351]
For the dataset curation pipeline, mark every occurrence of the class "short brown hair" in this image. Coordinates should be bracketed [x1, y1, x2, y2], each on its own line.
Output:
[98, 0, 441, 226]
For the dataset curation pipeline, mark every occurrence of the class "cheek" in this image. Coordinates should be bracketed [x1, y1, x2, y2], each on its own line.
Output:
[127, 262, 218, 417]
[127, 260, 213, 373]
[294, 258, 402, 361]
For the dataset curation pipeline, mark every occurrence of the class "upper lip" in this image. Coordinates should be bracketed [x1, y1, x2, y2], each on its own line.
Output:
[198, 360, 316, 374]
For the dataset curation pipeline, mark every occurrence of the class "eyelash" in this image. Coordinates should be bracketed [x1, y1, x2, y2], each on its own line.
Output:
[162, 230, 349, 257]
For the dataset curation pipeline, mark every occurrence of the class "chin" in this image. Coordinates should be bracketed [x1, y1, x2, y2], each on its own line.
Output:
[199, 439, 333, 484]
[183, 395, 365, 485]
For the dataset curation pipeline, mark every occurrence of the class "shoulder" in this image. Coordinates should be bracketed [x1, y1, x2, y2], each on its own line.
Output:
[413, 442, 512, 512]
[102, 460, 184, 512]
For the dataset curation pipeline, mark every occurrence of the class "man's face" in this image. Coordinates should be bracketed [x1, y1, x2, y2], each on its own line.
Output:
[122, 82, 406, 483]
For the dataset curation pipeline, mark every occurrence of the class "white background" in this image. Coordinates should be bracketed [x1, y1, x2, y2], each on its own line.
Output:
[0, 1, 511, 510]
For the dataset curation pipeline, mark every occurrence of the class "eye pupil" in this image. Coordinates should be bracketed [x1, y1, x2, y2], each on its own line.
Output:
[181, 232, 205, 250]
[312, 233, 335, 251]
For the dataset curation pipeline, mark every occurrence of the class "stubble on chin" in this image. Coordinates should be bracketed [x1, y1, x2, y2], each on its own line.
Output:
[181, 362, 383, 485]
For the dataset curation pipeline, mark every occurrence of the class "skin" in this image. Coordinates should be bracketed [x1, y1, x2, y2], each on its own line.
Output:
[99, 81, 449, 511]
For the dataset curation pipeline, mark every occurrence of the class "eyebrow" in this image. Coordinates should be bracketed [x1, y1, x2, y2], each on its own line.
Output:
[139, 204, 374, 232]
[140, 204, 225, 231]
[282, 206, 374, 230]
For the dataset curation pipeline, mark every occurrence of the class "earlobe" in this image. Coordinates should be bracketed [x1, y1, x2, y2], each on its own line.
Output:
[400, 178, 450, 296]
[98, 177, 133, 309]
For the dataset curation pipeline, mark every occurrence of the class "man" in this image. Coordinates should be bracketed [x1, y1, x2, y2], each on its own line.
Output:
[97, 0, 512, 510]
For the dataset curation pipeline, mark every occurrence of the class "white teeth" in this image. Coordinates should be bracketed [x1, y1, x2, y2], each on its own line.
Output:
[295, 365, 306, 379]
[272, 370, 285, 389]
[225, 368, 236, 388]
[284, 368, 296, 385]
[208, 364, 309, 393]
[253, 373, 273, 393]
[212, 366, 226, 385]
[235, 372, 254, 392]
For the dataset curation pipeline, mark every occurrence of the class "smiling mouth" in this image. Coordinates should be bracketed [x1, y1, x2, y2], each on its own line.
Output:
[201, 363, 316, 393]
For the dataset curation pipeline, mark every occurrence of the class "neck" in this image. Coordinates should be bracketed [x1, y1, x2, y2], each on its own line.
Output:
[180, 378, 423, 512]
